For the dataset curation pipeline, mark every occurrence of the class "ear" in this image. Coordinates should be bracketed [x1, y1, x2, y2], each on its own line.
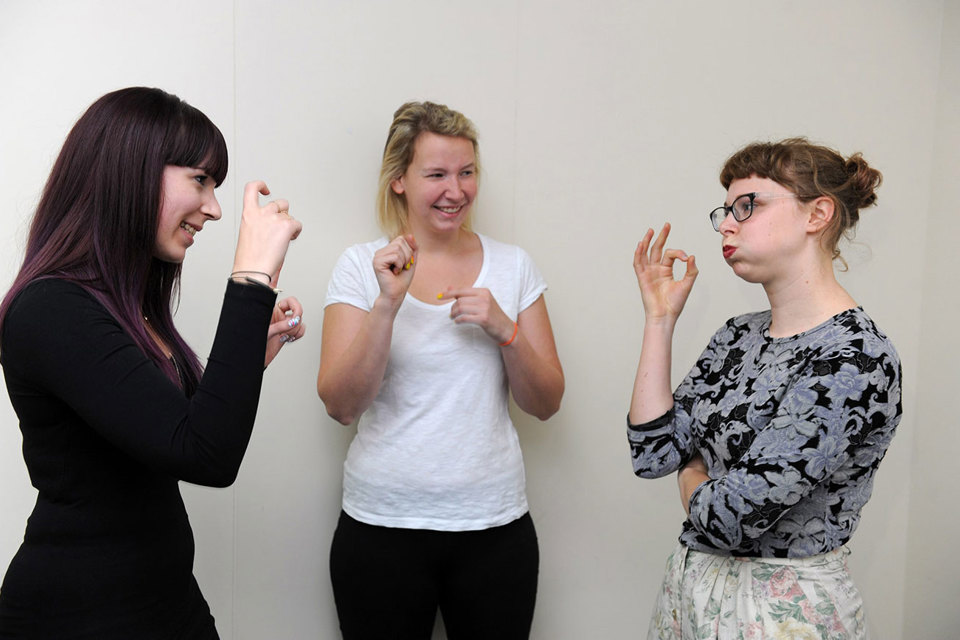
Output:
[806, 196, 834, 233]
[390, 176, 405, 195]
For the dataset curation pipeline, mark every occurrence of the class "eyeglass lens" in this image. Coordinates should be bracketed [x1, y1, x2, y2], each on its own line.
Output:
[710, 193, 755, 230]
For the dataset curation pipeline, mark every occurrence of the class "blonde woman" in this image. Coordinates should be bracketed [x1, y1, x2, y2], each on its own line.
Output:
[317, 101, 563, 639]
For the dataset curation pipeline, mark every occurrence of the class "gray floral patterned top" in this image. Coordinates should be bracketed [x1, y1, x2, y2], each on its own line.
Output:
[628, 307, 902, 558]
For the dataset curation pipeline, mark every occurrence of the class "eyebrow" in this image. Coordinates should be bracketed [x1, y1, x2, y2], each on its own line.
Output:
[421, 162, 476, 173]
[724, 191, 754, 207]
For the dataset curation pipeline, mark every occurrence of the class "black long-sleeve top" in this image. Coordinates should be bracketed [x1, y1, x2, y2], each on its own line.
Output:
[0, 279, 275, 638]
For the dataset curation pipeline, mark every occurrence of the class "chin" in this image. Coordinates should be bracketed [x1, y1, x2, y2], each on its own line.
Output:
[729, 262, 763, 284]
[153, 251, 186, 264]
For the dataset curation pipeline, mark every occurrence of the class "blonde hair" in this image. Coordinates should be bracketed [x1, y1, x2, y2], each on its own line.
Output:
[720, 137, 882, 269]
[376, 101, 480, 238]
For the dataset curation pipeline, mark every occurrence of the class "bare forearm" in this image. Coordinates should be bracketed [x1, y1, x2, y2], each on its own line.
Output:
[629, 319, 677, 424]
[502, 335, 564, 420]
[317, 300, 396, 424]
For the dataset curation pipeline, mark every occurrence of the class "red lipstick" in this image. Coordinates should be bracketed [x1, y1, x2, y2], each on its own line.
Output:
[722, 245, 736, 259]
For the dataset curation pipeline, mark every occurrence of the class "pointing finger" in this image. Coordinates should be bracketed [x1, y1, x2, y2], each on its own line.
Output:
[649, 222, 671, 264]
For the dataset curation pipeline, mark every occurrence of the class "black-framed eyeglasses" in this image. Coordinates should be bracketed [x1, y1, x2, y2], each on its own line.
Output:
[709, 192, 803, 231]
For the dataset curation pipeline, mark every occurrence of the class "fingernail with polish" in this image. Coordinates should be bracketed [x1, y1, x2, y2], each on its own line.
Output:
[288, 316, 300, 328]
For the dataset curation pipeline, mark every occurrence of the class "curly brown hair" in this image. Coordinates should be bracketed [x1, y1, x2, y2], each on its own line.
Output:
[720, 137, 882, 267]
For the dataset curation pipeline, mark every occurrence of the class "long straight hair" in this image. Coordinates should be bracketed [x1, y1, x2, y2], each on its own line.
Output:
[377, 101, 480, 239]
[0, 87, 228, 394]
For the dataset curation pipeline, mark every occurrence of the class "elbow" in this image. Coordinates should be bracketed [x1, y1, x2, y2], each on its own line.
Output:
[204, 458, 243, 487]
[529, 377, 565, 421]
[630, 454, 680, 479]
[533, 397, 561, 421]
[686, 493, 744, 551]
[206, 472, 239, 489]
[633, 468, 666, 480]
[188, 464, 240, 489]
[317, 388, 357, 425]
[517, 394, 561, 422]
[316, 382, 354, 425]
[326, 406, 356, 426]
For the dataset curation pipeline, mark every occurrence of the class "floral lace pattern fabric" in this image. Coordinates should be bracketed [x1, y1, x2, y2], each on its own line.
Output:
[628, 308, 901, 558]
[648, 543, 867, 639]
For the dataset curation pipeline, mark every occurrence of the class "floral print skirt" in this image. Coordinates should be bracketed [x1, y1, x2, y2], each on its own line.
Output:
[648, 543, 868, 640]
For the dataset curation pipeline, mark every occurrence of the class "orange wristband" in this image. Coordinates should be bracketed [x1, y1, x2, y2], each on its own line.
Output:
[499, 321, 519, 347]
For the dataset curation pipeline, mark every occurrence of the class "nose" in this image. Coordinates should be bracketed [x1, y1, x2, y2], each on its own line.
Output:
[717, 210, 738, 234]
[202, 191, 222, 221]
[445, 175, 464, 200]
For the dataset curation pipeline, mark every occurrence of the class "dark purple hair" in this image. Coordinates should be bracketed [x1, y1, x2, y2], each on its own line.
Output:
[0, 87, 228, 393]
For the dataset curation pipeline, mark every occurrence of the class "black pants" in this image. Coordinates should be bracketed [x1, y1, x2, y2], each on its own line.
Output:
[330, 511, 539, 639]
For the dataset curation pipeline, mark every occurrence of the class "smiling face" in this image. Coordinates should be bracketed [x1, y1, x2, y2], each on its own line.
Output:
[390, 132, 477, 237]
[718, 176, 812, 284]
[154, 165, 222, 263]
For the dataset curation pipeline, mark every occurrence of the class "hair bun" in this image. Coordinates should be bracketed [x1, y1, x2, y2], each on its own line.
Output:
[845, 153, 882, 209]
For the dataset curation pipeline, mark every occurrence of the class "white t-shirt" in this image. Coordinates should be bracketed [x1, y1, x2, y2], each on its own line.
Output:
[325, 233, 547, 531]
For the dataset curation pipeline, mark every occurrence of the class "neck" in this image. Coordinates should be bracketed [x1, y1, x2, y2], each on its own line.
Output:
[763, 256, 857, 337]
[408, 223, 473, 255]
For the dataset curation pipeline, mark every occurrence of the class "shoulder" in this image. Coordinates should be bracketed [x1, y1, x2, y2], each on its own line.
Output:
[808, 307, 900, 368]
[330, 237, 389, 277]
[2, 279, 114, 363]
[338, 237, 389, 263]
[6, 278, 103, 323]
[787, 309, 902, 408]
[476, 234, 543, 283]
[326, 238, 387, 308]
[845, 307, 900, 361]
[476, 233, 533, 263]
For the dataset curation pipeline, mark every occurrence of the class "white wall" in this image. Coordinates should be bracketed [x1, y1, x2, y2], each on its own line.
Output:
[905, 0, 960, 636]
[0, 1, 953, 638]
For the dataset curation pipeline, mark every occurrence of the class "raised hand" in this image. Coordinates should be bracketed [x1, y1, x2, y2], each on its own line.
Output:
[442, 287, 514, 344]
[232, 181, 302, 284]
[264, 296, 305, 368]
[634, 223, 698, 323]
[373, 234, 417, 309]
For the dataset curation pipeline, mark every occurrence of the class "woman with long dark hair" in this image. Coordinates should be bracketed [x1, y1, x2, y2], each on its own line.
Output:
[0, 87, 303, 638]
[628, 138, 901, 638]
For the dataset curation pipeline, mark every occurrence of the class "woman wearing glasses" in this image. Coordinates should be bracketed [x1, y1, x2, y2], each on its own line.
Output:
[627, 138, 901, 639]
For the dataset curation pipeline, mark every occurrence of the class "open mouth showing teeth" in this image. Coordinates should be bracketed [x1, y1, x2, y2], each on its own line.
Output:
[436, 206, 461, 214]
[180, 222, 198, 237]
